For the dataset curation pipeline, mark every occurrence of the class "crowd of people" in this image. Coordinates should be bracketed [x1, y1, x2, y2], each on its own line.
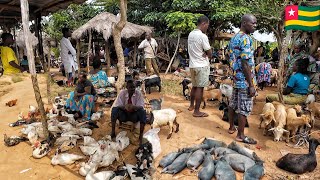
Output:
[1, 13, 320, 147]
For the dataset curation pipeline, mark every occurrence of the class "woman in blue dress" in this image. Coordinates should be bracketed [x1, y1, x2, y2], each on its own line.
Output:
[89, 58, 110, 94]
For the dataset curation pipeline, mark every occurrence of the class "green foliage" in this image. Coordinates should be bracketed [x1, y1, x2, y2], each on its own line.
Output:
[165, 11, 203, 35]
[43, 3, 102, 39]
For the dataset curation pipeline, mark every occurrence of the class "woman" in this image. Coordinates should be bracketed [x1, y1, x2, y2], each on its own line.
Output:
[266, 57, 310, 105]
[89, 58, 110, 94]
[255, 62, 272, 90]
[66, 72, 96, 120]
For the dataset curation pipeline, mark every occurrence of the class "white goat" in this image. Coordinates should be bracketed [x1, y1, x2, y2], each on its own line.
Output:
[269, 103, 288, 141]
[150, 108, 179, 139]
[259, 103, 276, 135]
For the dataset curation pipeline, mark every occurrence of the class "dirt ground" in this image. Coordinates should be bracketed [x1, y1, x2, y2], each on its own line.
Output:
[0, 71, 320, 180]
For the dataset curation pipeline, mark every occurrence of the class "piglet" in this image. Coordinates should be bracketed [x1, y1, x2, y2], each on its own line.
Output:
[159, 151, 182, 168]
[223, 153, 255, 172]
[198, 151, 215, 180]
[214, 147, 238, 159]
[187, 149, 205, 171]
[227, 141, 254, 160]
[243, 153, 265, 180]
[161, 152, 191, 174]
[215, 157, 236, 180]
[202, 138, 227, 149]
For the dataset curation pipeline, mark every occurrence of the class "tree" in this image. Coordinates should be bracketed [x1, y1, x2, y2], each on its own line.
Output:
[112, 0, 128, 93]
[164, 11, 202, 74]
[43, 3, 102, 40]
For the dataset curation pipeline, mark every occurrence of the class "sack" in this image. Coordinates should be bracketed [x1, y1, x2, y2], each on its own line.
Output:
[143, 128, 161, 158]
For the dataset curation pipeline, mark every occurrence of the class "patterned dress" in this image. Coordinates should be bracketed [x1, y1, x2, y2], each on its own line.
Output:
[89, 70, 110, 94]
[256, 62, 272, 84]
[66, 80, 95, 120]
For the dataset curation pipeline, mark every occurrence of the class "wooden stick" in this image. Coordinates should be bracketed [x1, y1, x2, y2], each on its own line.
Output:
[20, 0, 49, 139]
[87, 30, 92, 73]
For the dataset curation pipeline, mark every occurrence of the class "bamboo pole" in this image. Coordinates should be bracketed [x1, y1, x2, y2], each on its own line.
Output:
[87, 31, 92, 73]
[76, 39, 81, 71]
[20, 0, 49, 139]
[165, 32, 181, 75]
[47, 41, 51, 104]
[133, 39, 137, 67]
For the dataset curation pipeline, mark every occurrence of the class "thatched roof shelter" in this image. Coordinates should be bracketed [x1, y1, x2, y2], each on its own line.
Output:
[72, 12, 153, 40]
[0, 0, 86, 26]
[16, 31, 38, 48]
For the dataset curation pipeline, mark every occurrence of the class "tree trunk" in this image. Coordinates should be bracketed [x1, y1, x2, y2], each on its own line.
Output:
[310, 31, 320, 55]
[165, 32, 181, 75]
[87, 31, 92, 73]
[76, 39, 81, 71]
[113, 0, 127, 93]
[133, 39, 137, 67]
[20, 0, 49, 139]
[47, 41, 51, 104]
[277, 30, 292, 103]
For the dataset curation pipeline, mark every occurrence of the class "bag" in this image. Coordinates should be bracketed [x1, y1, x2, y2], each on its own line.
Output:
[143, 128, 161, 158]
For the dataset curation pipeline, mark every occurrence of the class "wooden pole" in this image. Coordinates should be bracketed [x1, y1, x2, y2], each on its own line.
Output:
[76, 39, 81, 71]
[87, 31, 92, 73]
[35, 12, 46, 72]
[13, 27, 20, 62]
[133, 39, 137, 67]
[47, 41, 51, 104]
[20, 0, 49, 139]
[165, 32, 181, 75]
[105, 40, 111, 69]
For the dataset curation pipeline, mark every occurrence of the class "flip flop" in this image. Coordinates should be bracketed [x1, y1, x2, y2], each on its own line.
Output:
[193, 112, 209, 117]
[228, 127, 238, 134]
[236, 136, 257, 145]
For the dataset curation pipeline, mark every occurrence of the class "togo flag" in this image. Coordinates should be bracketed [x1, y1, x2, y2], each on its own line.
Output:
[285, 5, 320, 31]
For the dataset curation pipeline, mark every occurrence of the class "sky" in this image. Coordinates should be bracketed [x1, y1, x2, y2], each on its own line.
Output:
[233, 27, 276, 43]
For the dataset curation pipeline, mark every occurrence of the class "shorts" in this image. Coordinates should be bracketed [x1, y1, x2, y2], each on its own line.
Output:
[190, 66, 209, 87]
[229, 88, 253, 117]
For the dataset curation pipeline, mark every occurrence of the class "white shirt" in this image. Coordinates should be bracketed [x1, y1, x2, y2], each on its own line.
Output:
[138, 38, 158, 59]
[188, 29, 211, 68]
[60, 37, 77, 73]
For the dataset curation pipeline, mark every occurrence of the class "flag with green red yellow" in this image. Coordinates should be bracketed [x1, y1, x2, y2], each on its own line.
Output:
[285, 5, 320, 31]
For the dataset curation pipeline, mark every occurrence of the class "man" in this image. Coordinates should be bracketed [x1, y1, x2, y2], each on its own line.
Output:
[138, 33, 160, 76]
[60, 28, 77, 86]
[0, 33, 24, 74]
[111, 80, 146, 145]
[187, 15, 212, 117]
[228, 14, 257, 144]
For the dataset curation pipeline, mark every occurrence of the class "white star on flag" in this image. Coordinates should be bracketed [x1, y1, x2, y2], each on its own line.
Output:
[289, 8, 295, 16]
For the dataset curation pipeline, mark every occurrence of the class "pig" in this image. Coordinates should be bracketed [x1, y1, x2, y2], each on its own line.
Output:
[186, 149, 205, 171]
[198, 151, 215, 180]
[215, 157, 236, 180]
[161, 152, 191, 174]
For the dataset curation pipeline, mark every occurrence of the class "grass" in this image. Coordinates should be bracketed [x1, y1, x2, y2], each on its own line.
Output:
[11, 76, 23, 83]
[49, 82, 74, 99]
[162, 79, 182, 96]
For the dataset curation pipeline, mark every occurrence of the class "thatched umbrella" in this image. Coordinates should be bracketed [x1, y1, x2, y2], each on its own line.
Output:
[72, 12, 153, 40]
[72, 12, 153, 70]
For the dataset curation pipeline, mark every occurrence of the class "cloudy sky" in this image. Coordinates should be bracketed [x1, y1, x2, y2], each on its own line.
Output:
[233, 27, 276, 42]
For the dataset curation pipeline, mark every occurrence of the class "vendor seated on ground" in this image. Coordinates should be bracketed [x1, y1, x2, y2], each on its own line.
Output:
[66, 72, 96, 120]
[20, 55, 29, 72]
[266, 58, 310, 105]
[0, 33, 24, 74]
[111, 80, 146, 145]
[89, 58, 111, 94]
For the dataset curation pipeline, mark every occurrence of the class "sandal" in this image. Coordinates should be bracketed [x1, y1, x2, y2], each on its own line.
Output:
[193, 112, 209, 117]
[236, 136, 257, 144]
[228, 127, 238, 134]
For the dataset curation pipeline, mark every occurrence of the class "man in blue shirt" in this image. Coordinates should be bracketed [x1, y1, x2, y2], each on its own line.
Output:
[228, 14, 257, 144]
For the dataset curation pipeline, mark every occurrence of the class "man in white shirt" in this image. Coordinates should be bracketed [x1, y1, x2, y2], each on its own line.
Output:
[187, 16, 212, 117]
[138, 33, 160, 76]
[60, 28, 77, 86]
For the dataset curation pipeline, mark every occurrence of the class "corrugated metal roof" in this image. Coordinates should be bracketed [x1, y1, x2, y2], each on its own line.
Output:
[0, 0, 86, 26]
